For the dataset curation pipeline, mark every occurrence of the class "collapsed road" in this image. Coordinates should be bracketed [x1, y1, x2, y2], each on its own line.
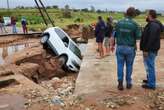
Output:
[0, 24, 94, 110]
[0, 25, 164, 110]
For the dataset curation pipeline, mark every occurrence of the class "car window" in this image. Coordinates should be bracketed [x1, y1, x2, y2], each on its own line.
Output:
[69, 41, 82, 59]
[55, 28, 69, 47]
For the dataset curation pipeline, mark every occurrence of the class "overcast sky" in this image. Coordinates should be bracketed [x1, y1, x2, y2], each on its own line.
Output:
[0, 0, 164, 11]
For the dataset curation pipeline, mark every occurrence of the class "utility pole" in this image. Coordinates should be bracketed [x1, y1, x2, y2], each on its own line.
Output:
[34, 0, 48, 26]
[7, 0, 9, 10]
[38, 0, 55, 26]
[34, 0, 55, 26]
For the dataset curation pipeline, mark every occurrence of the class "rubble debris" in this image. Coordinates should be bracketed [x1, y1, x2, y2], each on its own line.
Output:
[147, 91, 164, 110]
[20, 87, 51, 109]
[71, 95, 84, 105]
[51, 96, 65, 106]
[102, 95, 137, 109]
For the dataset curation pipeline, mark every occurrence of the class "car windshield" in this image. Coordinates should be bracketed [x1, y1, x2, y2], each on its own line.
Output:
[55, 28, 69, 47]
[69, 41, 82, 59]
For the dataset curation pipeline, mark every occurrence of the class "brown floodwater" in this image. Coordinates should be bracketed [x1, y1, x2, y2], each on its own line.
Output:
[0, 44, 31, 64]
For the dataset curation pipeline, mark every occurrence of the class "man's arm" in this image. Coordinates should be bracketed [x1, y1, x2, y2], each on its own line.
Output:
[95, 23, 99, 36]
[145, 24, 158, 50]
[135, 24, 142, 40]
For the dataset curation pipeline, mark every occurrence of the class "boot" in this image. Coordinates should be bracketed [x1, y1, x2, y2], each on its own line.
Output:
[142, 80, 148, 83]
[126, 83, 132, 89]
[118, 81, 124, 91]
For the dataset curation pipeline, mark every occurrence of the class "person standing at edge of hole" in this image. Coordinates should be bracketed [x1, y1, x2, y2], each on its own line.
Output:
[21, 16, 28, 34]
[0, 16, 7, 34]
[11, 16, 17, 34]
[103, 16, 113, 56]
[112, 7, 141, 91]
[95, 16, 106, 59]
[140, 10, 164, 90]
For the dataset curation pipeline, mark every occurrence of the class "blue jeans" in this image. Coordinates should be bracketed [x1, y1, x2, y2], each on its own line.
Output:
[12, 25, 17, 33]
[143, 52, 157, 88]
[116, 46, 136, 84]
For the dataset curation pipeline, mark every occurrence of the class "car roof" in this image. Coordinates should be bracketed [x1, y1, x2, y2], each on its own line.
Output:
[44, 27, 79, 47]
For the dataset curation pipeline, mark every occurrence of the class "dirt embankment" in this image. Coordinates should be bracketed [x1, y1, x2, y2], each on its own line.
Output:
[3, 44, 67, 81]
[63, 24, 95, 43]
[0, 25, 88, 82]
[0, 36, 78, 110]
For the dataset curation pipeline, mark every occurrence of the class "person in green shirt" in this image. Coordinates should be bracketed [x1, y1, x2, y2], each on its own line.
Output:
[113, 7, 141, 90]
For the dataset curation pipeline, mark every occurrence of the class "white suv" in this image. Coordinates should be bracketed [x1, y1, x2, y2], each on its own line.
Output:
[41, 27, 82, 72]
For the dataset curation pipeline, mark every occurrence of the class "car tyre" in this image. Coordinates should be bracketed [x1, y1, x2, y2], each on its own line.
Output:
[41, 35, 48, 44]
[58, 55, 68, 71]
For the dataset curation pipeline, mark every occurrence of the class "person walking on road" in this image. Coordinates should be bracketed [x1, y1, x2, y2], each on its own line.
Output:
[140, 10, 164, 90]
[103, 17, 113, 56]
[11, 16, 17, 34]
[21, 17, 28, 34]
[113, 7, 141, 90]
[95, 16, 106, 59]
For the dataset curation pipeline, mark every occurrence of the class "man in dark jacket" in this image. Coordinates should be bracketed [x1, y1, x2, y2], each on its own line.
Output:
[95, 16, 106, 58]
[140, 9, 164, 90]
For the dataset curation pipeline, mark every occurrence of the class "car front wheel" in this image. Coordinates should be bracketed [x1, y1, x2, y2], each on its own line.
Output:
[41, 35, 48, 44]
[58, 55, 68, 71]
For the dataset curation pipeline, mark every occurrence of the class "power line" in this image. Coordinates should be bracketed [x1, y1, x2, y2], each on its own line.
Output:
[7, 0, 10, 9]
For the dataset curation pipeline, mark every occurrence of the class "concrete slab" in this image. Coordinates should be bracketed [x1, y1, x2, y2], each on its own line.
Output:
[75, 39, 164, 95]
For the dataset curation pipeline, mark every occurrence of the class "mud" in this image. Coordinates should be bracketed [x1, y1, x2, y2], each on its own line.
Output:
[0, 94, 26, 110]
[0, 32, 81, 110]
[0, 79, 19, 89]
[63, 24, 95, 43]
[0, 28, 163, 110]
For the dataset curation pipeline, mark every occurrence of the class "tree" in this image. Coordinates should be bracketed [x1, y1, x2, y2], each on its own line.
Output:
[52, 5, 58, 9]
[81, 8, 89, 12]
[63, 4, 71, 18]
[135, 9, 141, 16]
[90, 6, 95, 12]
[72, 9, 80, 12]
[65, 5, 70, 10]
[96, 9, 103, 13]
[46, 6, 52, 9]
[16, 6, 24, 9]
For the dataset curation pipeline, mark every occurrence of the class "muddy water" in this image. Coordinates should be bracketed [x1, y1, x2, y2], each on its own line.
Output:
[0, 44, 30, 64]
